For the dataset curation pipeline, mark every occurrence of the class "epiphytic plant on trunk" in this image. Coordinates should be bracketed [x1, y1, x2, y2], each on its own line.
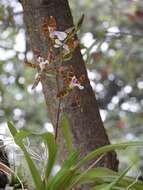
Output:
[6, 119, 143, 190]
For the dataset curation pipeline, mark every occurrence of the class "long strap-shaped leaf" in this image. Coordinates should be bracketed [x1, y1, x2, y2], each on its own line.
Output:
[75, 141, 143, 169]
[47, 151, 79, 190]
[100, 162, 135, 190]
[61, 115, 73, 155]
[7, 122, 45, 190]
[76, 167, 143, 190]
[42, 132, 57, 184]
[19, 144, 45, 190]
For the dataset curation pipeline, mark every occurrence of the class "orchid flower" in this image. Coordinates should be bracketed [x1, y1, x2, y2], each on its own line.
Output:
[54, 39, 70, 53]
[48, 27, 72, 52]
[37, 56, 49, 70]
[69, 76, 84, 90]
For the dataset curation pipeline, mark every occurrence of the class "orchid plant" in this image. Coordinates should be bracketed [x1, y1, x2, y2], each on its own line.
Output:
[24, 15, 85, 100]
[6, 120, 143, 190]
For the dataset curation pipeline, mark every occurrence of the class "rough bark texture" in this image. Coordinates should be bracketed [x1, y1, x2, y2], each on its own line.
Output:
[21, 0, 118, 170]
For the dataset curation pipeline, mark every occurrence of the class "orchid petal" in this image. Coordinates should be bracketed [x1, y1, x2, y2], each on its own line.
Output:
[55, 39, 63, 45]
[54, 44, 60, 48]
[77, 84, 84, 90]
[53, 31, 67, 41]
[65, 27, 74, 34]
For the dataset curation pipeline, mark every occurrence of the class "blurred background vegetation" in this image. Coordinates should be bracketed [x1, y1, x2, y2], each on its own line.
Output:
[0, 0, 143, 181]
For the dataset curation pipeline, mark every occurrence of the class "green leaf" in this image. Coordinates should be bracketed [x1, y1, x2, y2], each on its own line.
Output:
[75, 141, 143, 169]
[80, 43, 88, 50]
[20, 144, 45, 190]
[92, 184, 110, 190]
[14, 129, 31, 145]
[77, 167, 118, 186]
[62, 151, 80, 169]
[48, 169, 75, 190]
[42, 132, 57, 183]
[77, 167, 143, 190]
[7, 123, 44, 190]
[47, 151, 79, 190]
[102, 162, 135, 190]
[61, 115, 73, 154]
[76, 14, 84, 31]
[7, 121, 18, 137]
[83, 167, 117, 179]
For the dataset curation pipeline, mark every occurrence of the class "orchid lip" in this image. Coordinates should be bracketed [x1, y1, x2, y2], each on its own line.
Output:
[70, 76, 84, 90]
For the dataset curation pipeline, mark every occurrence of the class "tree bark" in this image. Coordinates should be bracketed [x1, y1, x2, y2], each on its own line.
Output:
[21, 0, 118, 170]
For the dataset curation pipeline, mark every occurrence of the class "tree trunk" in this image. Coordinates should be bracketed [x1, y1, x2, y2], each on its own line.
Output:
[21, 0, 118, 170]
